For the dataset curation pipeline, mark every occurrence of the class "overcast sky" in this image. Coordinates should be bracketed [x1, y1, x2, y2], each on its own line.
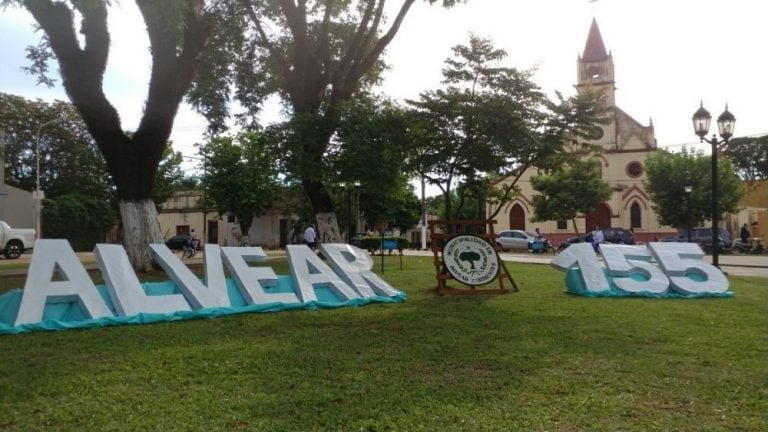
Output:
[1, 0, 766, 181]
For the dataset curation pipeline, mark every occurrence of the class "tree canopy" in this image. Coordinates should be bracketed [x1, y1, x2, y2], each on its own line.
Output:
[405, 35, 607, 221]
[530, 158, 612, 234]
[327, 95, 419, 230]
[723, 135, 768, 181]
[190, 0, 463, 241]
[644, 147, 745, 229]
[7, 0, 211, 271]
[0, 92, 111, 197]
[199, 131, 281, 236]
[0, 92, 188, 248]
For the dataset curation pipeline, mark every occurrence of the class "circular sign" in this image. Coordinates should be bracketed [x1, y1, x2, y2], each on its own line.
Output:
[442, 235, 500, 286]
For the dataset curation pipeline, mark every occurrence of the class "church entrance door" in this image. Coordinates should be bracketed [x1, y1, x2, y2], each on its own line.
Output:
[585, 203, 611, 232]
[509, 204, 525, 230]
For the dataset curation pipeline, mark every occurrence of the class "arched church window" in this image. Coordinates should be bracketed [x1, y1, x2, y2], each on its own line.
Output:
[630, 202, 642, 228]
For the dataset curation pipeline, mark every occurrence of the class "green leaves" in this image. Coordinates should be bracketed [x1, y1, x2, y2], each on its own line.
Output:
[723, 135, 768, 181]
[644, 147, 745, 228]
[530, 158, 612, 231]
[405, 34, 607, 221]
[0, 92, 111, 198]
[199, 131, 280, 235]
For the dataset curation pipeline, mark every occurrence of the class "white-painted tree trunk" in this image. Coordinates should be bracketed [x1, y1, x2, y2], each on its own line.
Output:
[120, 199, 163, 272]
[316, 212, 343, 244]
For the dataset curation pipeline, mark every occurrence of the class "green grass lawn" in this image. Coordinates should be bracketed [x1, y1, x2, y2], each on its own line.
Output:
[0, 257, 765, 431]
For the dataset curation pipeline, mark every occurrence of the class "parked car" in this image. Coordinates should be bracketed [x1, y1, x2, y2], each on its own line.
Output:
[675, 227, 732, 253]
[496, 230, 535, 251]
[0, 220, 36, 259]
[165, 234, 192, 251]
[556, 227, 635, 253]
[597, 227, 636, 245]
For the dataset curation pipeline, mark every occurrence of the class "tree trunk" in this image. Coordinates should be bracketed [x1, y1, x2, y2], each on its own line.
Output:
[316, 212, 342, 244]
[120, 199, 163, 273]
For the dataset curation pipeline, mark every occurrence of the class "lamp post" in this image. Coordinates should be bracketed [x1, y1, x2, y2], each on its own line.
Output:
[34, 117, 63, 237]
[692, 102, 735, 267]
[341, 181, 360, 243]
[684, 185, 692, 243]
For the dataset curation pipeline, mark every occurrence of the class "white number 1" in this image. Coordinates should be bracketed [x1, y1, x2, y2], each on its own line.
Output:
[551, 243, 611, 293]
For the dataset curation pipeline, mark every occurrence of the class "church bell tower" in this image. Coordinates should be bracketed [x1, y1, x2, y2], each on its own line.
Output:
[577, 18, 615, 107]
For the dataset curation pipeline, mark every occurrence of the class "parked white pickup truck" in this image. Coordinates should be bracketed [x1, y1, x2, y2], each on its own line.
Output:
[0, 221, 36, 259]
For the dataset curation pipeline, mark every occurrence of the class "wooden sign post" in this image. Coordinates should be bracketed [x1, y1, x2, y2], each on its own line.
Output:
[428, 219, 518, 295]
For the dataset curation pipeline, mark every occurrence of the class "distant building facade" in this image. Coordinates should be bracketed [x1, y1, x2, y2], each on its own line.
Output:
[490, 18, 677, 245]
[157, 190, 299, 249]
[726, 180, 768, 244]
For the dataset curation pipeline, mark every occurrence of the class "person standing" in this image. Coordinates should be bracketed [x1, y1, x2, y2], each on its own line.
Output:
[591, 225, 604, 252]
[740, 223, 750, 244]
[190, 229, 199, 248]
[304, 225, 317, 249]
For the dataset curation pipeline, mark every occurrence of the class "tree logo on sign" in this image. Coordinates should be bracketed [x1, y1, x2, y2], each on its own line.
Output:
[442, 235, 499, 286]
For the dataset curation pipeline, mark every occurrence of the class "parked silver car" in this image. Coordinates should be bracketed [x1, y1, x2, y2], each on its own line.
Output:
[496, 230, 535, 251]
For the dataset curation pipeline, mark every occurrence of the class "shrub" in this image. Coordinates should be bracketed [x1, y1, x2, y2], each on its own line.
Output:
[358, 236, 410, 254]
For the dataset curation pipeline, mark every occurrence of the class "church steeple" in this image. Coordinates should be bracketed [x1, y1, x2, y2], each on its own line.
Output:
[582, 18, 609, 62]
[577, 18, 615, 107]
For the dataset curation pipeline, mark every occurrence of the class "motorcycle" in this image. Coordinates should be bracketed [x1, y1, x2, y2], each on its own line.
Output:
[529, 238, 555, 254]
[556, 235, 583, 253]
[732, 239, 766, 254]
[181, 238, 200, 260]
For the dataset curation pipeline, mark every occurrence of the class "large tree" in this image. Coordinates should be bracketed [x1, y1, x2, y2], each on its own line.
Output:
[0, 93, 187, 247]
[199, 131, 280, 238]
[328, 95, 418, 231]
[644, 147, 744, 230]
[190, 0, 461, 242]
[723, 135, 768, 181]
[8, 0, 210, 271]
[0, 93, 110, 197]
[530, 158, 612, 235]
[405, 35, 607, 222]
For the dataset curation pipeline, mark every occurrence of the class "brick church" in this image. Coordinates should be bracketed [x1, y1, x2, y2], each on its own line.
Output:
[490, 18, 676, 245]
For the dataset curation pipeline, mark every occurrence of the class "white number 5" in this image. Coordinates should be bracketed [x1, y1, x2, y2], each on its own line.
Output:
[601, 245, 669, 294]
[648, 242, 728, 294]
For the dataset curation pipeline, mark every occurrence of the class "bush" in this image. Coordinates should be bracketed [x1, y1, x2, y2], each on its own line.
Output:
[358, 236, 410, 253]
[42, 194, 116, 251]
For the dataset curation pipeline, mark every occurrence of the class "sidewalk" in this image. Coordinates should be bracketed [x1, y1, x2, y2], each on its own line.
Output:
[2, 248, 767, 278]
[401, 249, 768, 278]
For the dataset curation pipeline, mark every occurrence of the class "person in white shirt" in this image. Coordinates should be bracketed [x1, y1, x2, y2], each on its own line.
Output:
[304, 225, 317, 249]
[591, 225, 604, 252]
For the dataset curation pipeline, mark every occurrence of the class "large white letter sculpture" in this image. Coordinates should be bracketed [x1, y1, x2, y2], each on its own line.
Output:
[552, 242, 729, 296]
[221, 246, 296, 305]
[286, 245, 361, 303]
[15, 240, 113, 326]
[10, 240, 404, 330]
[95, 244, 191, 316]
[320, 244, 400, 297]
